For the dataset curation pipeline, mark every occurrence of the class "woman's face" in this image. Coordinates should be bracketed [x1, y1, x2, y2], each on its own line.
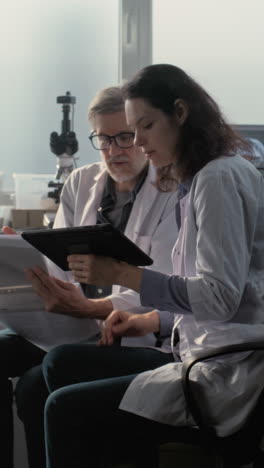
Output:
[125, 98, 181, 168]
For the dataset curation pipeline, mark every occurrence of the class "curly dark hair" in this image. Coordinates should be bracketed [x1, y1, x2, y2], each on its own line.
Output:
[122, 64, 251, 190]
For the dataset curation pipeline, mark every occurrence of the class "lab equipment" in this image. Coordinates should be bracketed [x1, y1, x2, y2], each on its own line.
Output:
[48, 91, 79, 203]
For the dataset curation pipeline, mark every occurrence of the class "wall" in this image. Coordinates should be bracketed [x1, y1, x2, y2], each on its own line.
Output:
[153, 0, 264, 124]
[1, 0, 119, 190]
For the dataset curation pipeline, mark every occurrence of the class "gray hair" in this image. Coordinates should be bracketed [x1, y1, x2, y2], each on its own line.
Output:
[88, 86, 125, 125]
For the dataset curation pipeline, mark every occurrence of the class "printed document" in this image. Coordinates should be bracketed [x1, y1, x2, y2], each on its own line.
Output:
[0, 235, 100, 350]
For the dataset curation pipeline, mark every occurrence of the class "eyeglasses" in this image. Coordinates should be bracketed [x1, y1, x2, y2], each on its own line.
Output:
[89, 132, 135, 150]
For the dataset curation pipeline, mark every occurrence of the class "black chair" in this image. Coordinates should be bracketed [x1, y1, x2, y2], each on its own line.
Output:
[171, 341, 264, 468]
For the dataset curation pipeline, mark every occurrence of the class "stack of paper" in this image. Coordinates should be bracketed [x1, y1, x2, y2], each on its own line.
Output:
[0, 235, 99, 350]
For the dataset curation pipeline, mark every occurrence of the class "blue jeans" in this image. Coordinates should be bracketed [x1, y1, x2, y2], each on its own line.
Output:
[0, 329, 46, 468]
[43, 343, 174, 468]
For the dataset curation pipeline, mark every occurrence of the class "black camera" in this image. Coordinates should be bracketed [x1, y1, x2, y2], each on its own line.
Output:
[57, 91, 76, 105]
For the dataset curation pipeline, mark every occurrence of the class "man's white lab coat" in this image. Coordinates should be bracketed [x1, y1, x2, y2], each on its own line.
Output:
[52, 161, 179, 346]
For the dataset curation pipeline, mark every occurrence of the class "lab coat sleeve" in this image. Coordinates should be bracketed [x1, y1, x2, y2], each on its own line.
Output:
[140, 169, 261, 323]
[140, 269, 191, 315]
[186, 169, 258, 322]
[156, 310, 175, 338]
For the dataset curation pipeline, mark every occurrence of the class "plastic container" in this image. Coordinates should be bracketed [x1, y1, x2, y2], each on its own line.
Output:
[13, 173, 56, 210]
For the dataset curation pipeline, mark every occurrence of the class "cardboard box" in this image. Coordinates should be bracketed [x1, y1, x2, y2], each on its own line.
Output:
[11, 209, 46, 229]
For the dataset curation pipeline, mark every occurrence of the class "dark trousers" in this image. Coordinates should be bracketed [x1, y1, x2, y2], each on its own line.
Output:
[0, 329, 46, 468]
[15, 363, 49, 468]
[15, 341, 264, 468]
[42, 343, 175, 468]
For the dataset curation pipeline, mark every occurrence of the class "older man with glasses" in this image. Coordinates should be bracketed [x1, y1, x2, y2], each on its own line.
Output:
[3, 86, 180, 468]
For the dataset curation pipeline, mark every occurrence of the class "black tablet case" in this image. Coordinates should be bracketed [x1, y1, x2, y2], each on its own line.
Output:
[21, 224, 153, 271]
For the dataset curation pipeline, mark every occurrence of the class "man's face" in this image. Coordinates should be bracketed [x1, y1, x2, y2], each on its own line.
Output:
[91, 111, 148, 185]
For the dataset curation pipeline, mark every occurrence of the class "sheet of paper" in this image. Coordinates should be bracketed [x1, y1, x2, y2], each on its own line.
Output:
[0, 234, 100, 350]
[0, 234, 71, 285]
[0, 234, 48, 287]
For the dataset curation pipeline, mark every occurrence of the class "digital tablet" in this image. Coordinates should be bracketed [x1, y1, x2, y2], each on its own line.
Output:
[21, 224, 153, 271]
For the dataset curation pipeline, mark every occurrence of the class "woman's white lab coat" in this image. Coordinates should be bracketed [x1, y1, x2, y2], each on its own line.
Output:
[120, 155, 264, 436]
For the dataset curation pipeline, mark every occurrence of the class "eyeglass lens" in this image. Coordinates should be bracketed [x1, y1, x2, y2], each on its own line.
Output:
[90, 133, 134, 149]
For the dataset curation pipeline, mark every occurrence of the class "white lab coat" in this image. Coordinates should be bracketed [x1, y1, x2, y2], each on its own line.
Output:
[120, 155, 264, 436]
[52, 161, 179, 346]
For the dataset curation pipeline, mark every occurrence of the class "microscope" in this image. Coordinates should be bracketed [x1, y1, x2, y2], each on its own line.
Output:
[48, 91, 79, 203]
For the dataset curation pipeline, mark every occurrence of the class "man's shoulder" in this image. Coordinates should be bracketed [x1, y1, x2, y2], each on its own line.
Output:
[66, 161, 105, 184]
[72, 161, 104, 177]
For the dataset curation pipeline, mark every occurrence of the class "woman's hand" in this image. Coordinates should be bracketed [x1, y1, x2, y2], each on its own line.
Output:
[67, 254, 143, 292]
[99, 309, 160, 346]
[67, 254, 121, 285]
[25, 266, 100, 318]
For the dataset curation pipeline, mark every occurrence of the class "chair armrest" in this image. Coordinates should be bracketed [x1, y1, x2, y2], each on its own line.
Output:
[181, 340, 264, 436]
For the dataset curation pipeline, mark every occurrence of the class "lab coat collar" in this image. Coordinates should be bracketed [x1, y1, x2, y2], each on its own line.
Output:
[178, 178, 193, 196]
[124, 163, 160, 241]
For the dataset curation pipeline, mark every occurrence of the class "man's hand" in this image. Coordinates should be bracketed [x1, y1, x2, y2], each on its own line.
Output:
[2, 226, 17, 234]
[25, 266, 110, 319]
[99, 309, 160, 346]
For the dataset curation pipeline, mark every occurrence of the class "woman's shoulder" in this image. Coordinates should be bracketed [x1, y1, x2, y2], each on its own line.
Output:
[192, 155, 264, 199]
[202, 154, 250, 170]
[198, 154, 260, 181]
